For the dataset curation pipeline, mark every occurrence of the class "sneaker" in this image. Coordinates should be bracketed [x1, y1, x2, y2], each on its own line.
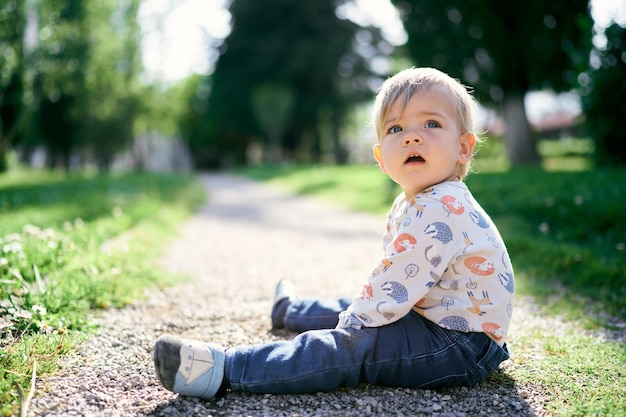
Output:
[271, 280, 296, 328]
[153, 334, 225, 399]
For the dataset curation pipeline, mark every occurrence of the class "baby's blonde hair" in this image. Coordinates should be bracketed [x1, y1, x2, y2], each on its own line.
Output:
[372, 67, 479, 180]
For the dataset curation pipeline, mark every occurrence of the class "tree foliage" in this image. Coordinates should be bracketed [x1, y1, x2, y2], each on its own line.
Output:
[32, 0, 143, 170]
[0, 0, 144, 171]
[390, 0, 593, 165]
[581, 23, 626, 166]
[171, 74, 216, 167]
[79, 0, 143, 170]
[191, 0, 386, 168]
[0, 0, 26, 171]
[34, 0, 90, 169]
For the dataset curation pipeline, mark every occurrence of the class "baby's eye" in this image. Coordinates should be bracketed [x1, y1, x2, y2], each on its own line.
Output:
[425, 120, 441, 128]
[387, 125, 403, 134]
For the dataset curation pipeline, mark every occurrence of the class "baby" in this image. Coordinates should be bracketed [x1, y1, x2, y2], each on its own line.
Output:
[153, 67, 514, 399]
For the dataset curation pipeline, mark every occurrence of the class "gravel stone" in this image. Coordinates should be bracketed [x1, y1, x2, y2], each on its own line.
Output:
[27, 173, 624, 417]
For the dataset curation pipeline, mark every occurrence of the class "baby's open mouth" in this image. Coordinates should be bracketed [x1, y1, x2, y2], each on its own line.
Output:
[406, 154, 425, 163]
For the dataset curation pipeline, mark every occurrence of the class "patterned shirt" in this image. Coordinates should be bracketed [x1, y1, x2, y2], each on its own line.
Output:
[338, 180, 514, 346]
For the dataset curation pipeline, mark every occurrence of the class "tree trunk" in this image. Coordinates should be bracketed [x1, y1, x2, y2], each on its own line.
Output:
[331, 110, 348, 165]
[502, 94, 541, 166]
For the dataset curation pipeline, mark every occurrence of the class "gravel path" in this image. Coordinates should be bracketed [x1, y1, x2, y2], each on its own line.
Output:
[28, 173, 615, 417]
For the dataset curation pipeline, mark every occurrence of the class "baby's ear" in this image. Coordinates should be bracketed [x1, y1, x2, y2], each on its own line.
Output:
[458, 132, 476, 163]
[373, 144, 386, 173]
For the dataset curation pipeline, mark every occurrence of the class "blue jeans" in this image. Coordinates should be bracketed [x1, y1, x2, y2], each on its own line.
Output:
[224, 297, 509, 394]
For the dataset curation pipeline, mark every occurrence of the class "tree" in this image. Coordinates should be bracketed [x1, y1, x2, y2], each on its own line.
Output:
[80, 0, 143, 171]
[31, 0, 143, 171]
[0, 0, 26, 171]
[169, 74, 217, 168]
[251, 84, 295, 164]
[390, 0, 593, 165]
[581, 23, 626, 166]
[198, 0, 385, 168]
[34, 0, 90, 169]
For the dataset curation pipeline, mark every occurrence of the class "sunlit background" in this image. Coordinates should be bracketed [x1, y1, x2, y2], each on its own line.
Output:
[137, 0, 626, 126]
[139, 0, 624, 82]
[2, 0, 626, 172]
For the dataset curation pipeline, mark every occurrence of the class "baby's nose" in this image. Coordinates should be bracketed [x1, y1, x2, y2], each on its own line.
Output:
[403, 135, 421, 145]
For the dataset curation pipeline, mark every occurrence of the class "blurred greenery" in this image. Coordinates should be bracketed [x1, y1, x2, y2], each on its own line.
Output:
[391, 0, 593, 166]
[8, 0, 144, 171]
[0, 171, 204, 415]
[194, 0, 385, 168]
[581, 23, 626, 166]
[2, 0, 624, 173]
[466, 169, 625, 317]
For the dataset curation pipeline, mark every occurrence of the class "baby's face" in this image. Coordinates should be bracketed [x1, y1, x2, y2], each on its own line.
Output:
[373, 90, 475, 199]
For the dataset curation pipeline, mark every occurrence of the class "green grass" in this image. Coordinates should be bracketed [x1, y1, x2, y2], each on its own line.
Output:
[511, 330, 626, 416]
[239, 138, 626, 416]
[242, 164, 396, 216]
[0, 170, 205, 416]
[466, 169, 624, 318]
[472, 136, 594, 173]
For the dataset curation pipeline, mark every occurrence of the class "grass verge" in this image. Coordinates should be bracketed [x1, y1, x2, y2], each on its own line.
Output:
[0, 170, 205, 416]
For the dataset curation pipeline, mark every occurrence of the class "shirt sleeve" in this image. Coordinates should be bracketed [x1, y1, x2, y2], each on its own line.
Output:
[338, 192, 464, 329]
